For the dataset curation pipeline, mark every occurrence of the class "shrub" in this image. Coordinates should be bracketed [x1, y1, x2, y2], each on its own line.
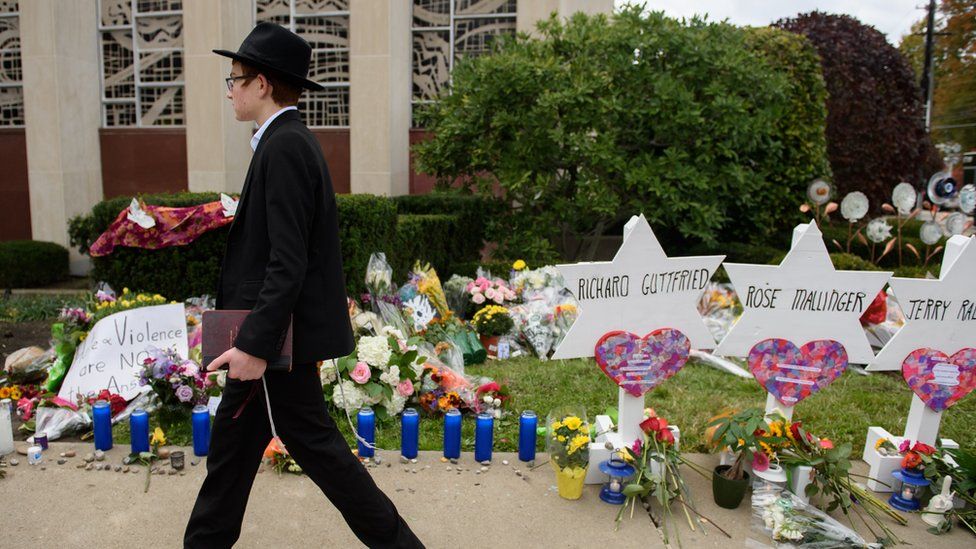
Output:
[0, 240, 70, 289]
[414, 8, 830, 260]
[774, 12, 942, 206]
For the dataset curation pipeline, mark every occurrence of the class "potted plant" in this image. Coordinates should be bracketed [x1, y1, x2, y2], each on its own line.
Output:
[470, 305, 513, 359]
[707, 408, 771, 509]
[546, 407, 591, 499]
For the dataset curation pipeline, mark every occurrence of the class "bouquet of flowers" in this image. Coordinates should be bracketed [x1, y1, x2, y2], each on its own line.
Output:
[547, 408, 592, 500]
[404, 261, 452, 320]
[90, 287, 170, 323]
[422, 317, 486, 367]
[766, 414, 907, 545]
[474, 381, 511, 418]
[264, 437, 302, 475]
[552, 303, 578, 348]
[416, 360, 478, 416]
[42, 306, 95, 393]
[322, 327, 425, 420]
[615, 409, 714, 547]
[471, 305, 514, 337]
[363, 253, 411, 336]
[443, 275, 474, 319]
[752, 485, 870, 547]
[510, 265, 564, 300]
[139, 347, 212, 426]
[83, 389, 127, 416]
[465, 276, 517, 315]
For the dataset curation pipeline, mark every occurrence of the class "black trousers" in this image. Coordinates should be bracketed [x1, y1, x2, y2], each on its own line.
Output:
[184, 364, 424, 548]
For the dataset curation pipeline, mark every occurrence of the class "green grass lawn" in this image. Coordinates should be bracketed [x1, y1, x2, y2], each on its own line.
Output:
[118, 357, 975, 457]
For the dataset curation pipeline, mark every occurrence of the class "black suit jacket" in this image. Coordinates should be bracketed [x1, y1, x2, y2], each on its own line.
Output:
[215, 109, 354, 364]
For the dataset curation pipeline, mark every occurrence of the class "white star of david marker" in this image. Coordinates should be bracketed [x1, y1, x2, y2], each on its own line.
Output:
[551, 214, 724, 360]
[868, 235, 976, 371]
[714, 222, 891, 365]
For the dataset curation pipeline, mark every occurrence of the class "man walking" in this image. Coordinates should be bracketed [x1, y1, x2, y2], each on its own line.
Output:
[183, 23, 424, 549]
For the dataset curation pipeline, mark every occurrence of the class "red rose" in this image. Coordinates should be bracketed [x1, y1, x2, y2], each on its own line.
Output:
[911, 442, 937, 456]
[656, 418, 668, 431]
[639, 417, 659, 434]
[657, 428, 675, 445]
[790, 422, 803, 442]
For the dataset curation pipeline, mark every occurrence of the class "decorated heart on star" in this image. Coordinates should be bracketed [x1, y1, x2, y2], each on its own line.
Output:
[593, 329, 690, 397]
[748, 339, 848, 406]
[902, 348, 976, 412]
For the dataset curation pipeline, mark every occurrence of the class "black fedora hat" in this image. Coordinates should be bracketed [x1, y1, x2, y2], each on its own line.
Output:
[214, 22, 324, 91]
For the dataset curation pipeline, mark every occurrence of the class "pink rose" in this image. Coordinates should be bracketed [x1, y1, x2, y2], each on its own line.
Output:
[492, 292, 505, 304]
[350, 361, 371, 384]
[396, 379, 414, 397]
[484, 288, 497, 300]
[472, 293, 486, 304]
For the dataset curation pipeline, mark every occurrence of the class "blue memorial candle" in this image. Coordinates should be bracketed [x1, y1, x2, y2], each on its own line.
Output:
[401, 408, 419, 459]
[443, 407, 461, 460]
[129, 408, 149, 454]
[92, 400, 112, 451]
[357, 406, 375, 458]
[191, 404, 210, 457]
[474, 412, 494, 463]
[518, 410, 537, 462]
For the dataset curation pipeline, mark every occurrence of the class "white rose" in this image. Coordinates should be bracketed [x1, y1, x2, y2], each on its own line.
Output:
[320, 362, 338, 385]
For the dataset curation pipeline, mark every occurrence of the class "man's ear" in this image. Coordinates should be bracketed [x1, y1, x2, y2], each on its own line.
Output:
[257, 74, 273, 100]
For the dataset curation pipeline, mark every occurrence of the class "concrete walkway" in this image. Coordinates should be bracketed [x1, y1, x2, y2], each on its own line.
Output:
[0, 444, 971, 548]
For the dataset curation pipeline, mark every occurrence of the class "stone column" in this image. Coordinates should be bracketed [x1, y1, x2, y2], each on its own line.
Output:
[19, 0, 104, 274]
[518, 0, 614, 35]
[348, 1, 411, 196]
[184, 0, 254, 194]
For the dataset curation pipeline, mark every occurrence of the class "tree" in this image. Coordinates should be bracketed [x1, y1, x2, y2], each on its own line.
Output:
[900, 0, 976, 150]
[775, 12, 941, 206]
[414, 8, 829, 261]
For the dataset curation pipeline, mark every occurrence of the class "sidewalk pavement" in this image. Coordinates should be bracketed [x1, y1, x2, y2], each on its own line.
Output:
[0, 444, 972, 548]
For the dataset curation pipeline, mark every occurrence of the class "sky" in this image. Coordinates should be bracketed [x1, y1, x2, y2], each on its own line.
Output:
[613, 0, 925, 45]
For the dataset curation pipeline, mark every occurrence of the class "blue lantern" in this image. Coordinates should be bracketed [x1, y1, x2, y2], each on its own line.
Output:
[888, 467, 930, 511]
[599, 457, 636, 505]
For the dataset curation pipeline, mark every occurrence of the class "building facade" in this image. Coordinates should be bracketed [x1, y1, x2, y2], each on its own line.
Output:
[0, 0, 611, 272]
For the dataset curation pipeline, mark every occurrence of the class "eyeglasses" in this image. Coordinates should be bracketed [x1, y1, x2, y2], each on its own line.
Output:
[225, 74, 257, 91]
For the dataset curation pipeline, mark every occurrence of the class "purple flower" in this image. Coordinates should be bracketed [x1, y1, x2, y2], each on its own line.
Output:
[175, 385, 194, 403]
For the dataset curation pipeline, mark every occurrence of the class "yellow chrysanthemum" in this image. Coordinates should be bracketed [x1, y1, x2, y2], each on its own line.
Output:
[512, 259, 527, 271]
[563, 416, 582, 431]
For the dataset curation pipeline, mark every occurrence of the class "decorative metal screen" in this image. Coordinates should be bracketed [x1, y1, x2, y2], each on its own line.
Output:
[98, 0, 184, 127]
[255, 0, 349, 128]
[0, 1, 23, 127]
[411, 0, 516, 127]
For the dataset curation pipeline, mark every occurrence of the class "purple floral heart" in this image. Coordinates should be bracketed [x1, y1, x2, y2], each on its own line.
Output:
[902, 348, 976, 412]
[594, 329, 691, 397]
[748, 339, 848, 406]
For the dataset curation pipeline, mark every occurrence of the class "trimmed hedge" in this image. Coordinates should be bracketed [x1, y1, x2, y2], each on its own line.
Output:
[0, 240, 70, 289]
[67, 192, 495, 300]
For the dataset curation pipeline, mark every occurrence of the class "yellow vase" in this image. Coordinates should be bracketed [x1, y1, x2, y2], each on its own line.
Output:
[553, 464, 588, 500]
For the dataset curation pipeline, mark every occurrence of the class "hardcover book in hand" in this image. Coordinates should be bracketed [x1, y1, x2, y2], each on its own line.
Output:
[202, 310, 293, 371]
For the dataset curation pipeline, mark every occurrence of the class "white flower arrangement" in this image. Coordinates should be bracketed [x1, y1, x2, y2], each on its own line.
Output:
[357, 335, 392, 369]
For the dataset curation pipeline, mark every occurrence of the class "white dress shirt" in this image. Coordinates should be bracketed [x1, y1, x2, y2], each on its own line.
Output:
[250, 105, 298, 151]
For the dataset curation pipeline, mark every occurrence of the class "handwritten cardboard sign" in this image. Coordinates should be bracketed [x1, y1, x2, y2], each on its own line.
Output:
[58, 304, 188, 402]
